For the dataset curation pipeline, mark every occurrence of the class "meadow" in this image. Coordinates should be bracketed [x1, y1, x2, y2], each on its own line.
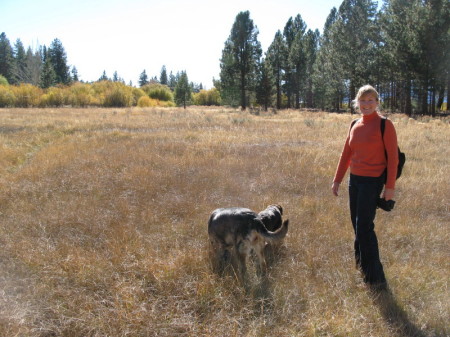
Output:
[0, 106, 448, 337]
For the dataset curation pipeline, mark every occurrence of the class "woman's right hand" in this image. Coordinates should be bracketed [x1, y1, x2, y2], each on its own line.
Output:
[332, 182, 340, 196]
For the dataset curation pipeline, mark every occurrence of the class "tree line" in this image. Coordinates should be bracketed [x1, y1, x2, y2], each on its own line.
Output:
[219, 0, 449, 115]
[1, 0, 449, 114]
[0, 32, 208, 108]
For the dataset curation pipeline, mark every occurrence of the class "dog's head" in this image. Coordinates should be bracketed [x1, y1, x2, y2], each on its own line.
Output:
[265, 204, 283, 215]
[258, 204, 284, 232]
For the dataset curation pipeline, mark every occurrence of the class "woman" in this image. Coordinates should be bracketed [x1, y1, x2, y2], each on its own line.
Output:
[331, 85, 399, 289]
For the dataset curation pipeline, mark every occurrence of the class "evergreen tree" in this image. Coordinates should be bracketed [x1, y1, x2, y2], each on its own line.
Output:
[168, 71, 177, 90]
[113, 71, 119, 82]
[287, 14, 307, 109]
[71, 66, 79, 82]
[160, 65, 168, 85]
[174, 71, 191, 109]
[139, 69, 149, 87]
[283, 15, 307, 108]
[332, 0, 379, 110]
[40, 46, 56, 88]
[220, 11, 262, 109]
[266, 30, 287, 109]
[304, 29, 320, 108]
[0, 32, 15, 84]
[48, 38, 70, 85]
[415, 0, 450, 115]
[99, 70, 108, 81]
[380, 0, 422, 115]
[313, 7, 345, 111]
[256, 58, 275, 111]
[14, 39, 28, 83]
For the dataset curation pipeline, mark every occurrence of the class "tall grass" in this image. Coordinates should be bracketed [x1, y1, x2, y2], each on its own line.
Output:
[0, 107, 448, 336]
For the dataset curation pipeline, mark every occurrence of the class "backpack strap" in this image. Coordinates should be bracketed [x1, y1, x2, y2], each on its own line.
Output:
[380, 116, 386, 138]
[350, 118, 361, 129]
[380, 117, 388, 159]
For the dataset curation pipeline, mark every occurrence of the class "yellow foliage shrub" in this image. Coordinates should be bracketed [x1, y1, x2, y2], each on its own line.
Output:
[137, 96, 154, 107]
[0, 85, 15, 107]
[68, 82, 95, 107]
[132, 87, 146, 105]
[193, 88, 221, 106]
[11, 84, 43, 107]
[92, 81, 133, 107]
[141, 83, 174, 102]
[40, 87, 67, 107]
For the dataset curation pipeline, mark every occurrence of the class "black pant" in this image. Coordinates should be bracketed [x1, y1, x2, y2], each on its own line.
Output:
[349, 173, 386, 284]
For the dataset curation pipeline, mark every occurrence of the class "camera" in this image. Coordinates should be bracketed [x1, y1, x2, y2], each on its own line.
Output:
[377, 198, 395, 212]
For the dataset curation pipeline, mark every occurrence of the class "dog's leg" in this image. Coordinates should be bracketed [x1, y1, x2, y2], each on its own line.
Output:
[235, 241, 250, 286]
[209, 238, 229, 275]
[254, 238, 267, 277]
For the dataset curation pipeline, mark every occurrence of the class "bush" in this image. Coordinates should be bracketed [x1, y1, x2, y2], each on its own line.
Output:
[137, 96, 176, 108]
[68, 82, 95, 107]
[92, 81, 133, 107]
[0, 85, 15, 107]
[193, 88, 221, 106]
[0, 75, 9, 86]
[11, 84, 42, 107]
[141, 83, 173, 102]
[40, 87, 66, 107]
[137, 96, 157, 107]
[103, 82, 133, 107]
[131, 87, 146, 105]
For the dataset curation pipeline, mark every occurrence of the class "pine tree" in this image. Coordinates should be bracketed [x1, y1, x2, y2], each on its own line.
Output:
[99, 70, 108, 81]
[160, 65, 168, 85]
[220, 11, 262, 110]
[256, 58, 275, 111]
[168, 71, 177, 90]
[71, 66, 79, 82]
[0, 32, 15, 84]
[313, 7, 344, 111]
[284, 15, 307, 108]
[304, 29, 319, 108]
[267, 30, 287, 109]
[112, 71, 119, 82]
[14, 39, 28, 83]
[380, 0, 421, 115]
[139, 70, 148, 87]
[174, 71, 191, 109]
[332, 0, 379, 110]
[48, 38, 70, 85]
[40, 46, 56, 88]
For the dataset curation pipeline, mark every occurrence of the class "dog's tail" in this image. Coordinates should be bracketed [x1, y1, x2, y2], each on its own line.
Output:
[256, 219, 289, 242]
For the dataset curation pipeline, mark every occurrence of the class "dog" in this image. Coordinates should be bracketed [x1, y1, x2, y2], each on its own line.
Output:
[208, 207, 288, 285]
[257, 204, 284, 232]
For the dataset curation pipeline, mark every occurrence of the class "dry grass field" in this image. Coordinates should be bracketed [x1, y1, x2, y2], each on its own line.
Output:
[0, 106, 448, 337]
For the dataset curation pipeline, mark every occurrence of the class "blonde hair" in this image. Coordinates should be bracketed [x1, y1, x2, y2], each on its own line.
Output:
[352, 85, 380, 111]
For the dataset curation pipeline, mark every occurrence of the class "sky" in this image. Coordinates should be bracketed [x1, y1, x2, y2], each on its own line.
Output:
[1, 0, 348, 89]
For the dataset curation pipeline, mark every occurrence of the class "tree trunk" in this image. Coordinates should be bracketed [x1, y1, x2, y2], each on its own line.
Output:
[276, 71, 281, 109]
[405, 79, 412, 116]
[240, 72, 246, 110]
[447, 72, 450, 112]
[350, 83, 356, 114]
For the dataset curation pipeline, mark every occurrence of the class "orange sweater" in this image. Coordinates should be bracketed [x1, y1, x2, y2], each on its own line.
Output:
[333, 112, 399, 189]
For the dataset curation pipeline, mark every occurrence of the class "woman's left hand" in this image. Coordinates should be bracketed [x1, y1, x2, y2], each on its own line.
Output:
[383, 188, 395, 200]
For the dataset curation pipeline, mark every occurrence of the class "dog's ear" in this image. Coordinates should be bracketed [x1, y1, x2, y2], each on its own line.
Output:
[276, 204, 283, 214]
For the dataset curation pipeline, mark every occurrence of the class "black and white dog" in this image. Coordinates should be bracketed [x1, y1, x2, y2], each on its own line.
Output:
[208, 206, 288, 284]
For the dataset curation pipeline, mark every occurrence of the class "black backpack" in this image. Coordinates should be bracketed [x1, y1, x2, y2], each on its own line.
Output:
[351, 117, 405, 182]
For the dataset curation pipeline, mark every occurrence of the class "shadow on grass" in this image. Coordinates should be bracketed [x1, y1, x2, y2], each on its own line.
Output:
[249, 244, 292, 315]
[372, 286, 444, 337]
